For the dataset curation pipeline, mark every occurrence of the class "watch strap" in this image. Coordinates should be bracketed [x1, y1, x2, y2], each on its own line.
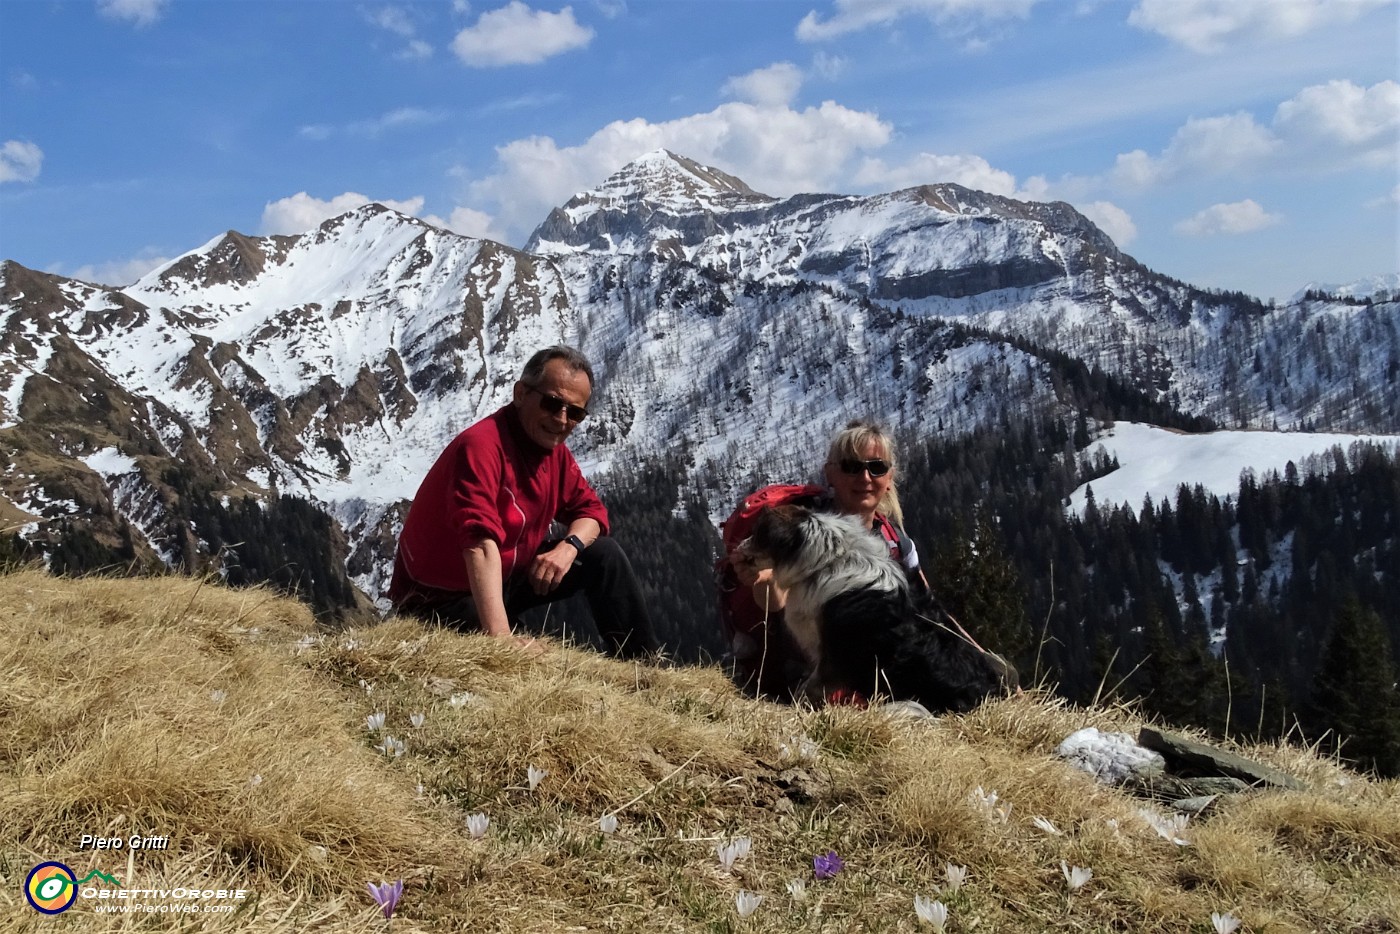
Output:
[563, 534, 587, 553]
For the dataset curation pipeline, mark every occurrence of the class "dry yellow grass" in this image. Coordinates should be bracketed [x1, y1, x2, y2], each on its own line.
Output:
[1, 569, 1396, 932]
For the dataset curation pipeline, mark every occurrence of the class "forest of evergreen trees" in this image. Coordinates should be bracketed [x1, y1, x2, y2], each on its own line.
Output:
[598, 415, 1400, 777]
[11, 467, 362, 620]
[899, 420, 1400, 776]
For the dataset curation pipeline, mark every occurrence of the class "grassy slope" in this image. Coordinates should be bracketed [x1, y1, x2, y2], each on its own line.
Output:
[1, 570, 1396, 933]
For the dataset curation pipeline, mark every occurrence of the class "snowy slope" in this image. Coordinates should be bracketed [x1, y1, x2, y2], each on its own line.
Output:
[1068, 423, 1400, 514]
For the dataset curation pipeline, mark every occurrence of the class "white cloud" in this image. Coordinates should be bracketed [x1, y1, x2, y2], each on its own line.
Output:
[722, 63, 804, 108]
[1128, 0, 1390, 53]
[260, 192, 427, 235]
[366, 5, 434, 58]
[854, 151, 1018, 195]
[0, 140, 43, 183]
[465, 100, 891, 242]
[797, 0, 1041, 42]
[1367, 184, 1400, 208]
[297, 107, 446, 140]
[422, 206, 510, 242]
[68, 249, 173, 287]
[810, 51, 847, 80]
[1081, 79, 1396, 197]
[477, 92, 566, 115]
[1111, 112, 1279, 188]
[1079, 201, 1138, 245]
[1274, 79, 1399, 157]
[451, 2, 594, 67]
[1174, 199, 1283, 236]
[96, 0, 169, 27]
[368, 6, 416, 37]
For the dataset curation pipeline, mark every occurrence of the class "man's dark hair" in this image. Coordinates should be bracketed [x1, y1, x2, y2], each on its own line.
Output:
[520, 345, 594, 389]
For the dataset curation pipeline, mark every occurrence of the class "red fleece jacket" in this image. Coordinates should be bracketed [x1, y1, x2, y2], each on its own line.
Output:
[389, 404, 608, 601]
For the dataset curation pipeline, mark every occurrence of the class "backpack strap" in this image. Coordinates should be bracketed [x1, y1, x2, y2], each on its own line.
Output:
[873, 513, 906, 561]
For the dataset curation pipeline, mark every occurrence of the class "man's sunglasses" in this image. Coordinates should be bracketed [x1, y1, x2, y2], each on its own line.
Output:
[835, 457, 891, 478]
[526, 386, 589, 423]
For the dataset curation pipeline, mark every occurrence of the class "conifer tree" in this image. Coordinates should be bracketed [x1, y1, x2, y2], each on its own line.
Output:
[1308, 599, 1400, 777]
[928, 513, 1032, 663]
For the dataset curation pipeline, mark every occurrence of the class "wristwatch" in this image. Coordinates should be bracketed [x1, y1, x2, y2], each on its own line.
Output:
[563, 534, 587, 553]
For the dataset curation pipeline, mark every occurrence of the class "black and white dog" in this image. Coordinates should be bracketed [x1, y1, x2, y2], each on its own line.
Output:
[740, 505, 1017, 713]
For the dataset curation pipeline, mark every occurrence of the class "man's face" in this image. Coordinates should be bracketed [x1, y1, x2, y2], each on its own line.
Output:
[512, 358, 592, 451]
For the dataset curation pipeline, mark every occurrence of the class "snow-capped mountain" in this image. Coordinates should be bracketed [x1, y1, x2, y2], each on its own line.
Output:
[1291, 272, 1400, 303]
[1, 150, 1395, 608]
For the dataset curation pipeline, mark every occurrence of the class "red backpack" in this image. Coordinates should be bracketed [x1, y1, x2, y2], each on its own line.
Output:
[714, 484, 825, 697]
[718, 483, 826, 556]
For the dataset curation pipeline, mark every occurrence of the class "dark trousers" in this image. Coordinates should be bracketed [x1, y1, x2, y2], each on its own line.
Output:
[398, 537, 661, 660]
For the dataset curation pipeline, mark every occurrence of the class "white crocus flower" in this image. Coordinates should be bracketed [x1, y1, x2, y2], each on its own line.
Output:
[365, 711, 386, 732]
[410, 712, 425, 729]
[1212, 911, 1243, 934]
[970, 786, 1012, 823]
[734, 890, 763, 918]
[599, 814, 618, 834]
[944, 863, 967, 892]
[465, 813, 490, 838]
[716, 836, 752, 870]
[1060, 861, 1093, 891]
[785, 878, 807, 900]
[1033, 816, 1063, 836]
[914, 895, 948, 931]
[1138, 807, 1191, 845]
[527, 765, 548, 791]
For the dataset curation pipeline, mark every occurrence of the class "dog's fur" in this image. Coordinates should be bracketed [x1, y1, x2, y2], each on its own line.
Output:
[740, 505, 1017, 712]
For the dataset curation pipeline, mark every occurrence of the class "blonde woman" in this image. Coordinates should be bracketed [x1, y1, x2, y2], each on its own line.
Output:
[719, 420, 927, 698]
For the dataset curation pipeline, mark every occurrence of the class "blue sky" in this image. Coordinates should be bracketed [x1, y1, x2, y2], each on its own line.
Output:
[1, 0, 1396, 301]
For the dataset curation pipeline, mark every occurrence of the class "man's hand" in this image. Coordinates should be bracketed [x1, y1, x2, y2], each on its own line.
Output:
[730, 551, 771, 588]
[528, 542, 578, 595]
[509, 633, 548, 656]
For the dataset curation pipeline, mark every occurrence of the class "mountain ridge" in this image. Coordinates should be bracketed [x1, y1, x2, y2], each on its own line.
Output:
[0, 150, 1395, 614]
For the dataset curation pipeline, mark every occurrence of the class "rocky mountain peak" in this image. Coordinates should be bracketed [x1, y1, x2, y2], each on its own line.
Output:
[580, 149, 774, 216]
[525, 150, 776, 254]
[141, 229, 291, 294]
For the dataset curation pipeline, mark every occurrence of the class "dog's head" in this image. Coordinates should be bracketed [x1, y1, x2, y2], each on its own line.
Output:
[737, 504, 813, 572]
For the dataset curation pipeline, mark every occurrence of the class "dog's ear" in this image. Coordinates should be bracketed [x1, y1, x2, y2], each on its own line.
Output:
[748, 505, 808, 563]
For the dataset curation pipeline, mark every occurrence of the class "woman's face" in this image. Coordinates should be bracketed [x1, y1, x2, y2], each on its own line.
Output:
[825, 439, 893, 519]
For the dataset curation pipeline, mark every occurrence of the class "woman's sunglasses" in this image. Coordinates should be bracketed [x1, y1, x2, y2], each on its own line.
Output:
[526, 386, 589, 423]
[835, 457, 891, 478]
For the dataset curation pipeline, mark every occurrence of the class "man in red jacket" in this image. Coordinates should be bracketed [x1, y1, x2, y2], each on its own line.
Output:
[389, 346, 660, 659]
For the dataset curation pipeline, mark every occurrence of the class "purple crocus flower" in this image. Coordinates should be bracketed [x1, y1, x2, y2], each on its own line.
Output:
[367, 880, 404, 920]
[813, 850, 845, 879]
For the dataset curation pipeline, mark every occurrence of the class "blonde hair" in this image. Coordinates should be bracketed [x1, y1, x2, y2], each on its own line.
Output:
[825, 419, 905, 528]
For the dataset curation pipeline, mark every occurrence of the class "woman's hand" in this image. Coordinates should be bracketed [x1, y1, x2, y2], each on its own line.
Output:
[731, 551, 765, 587]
